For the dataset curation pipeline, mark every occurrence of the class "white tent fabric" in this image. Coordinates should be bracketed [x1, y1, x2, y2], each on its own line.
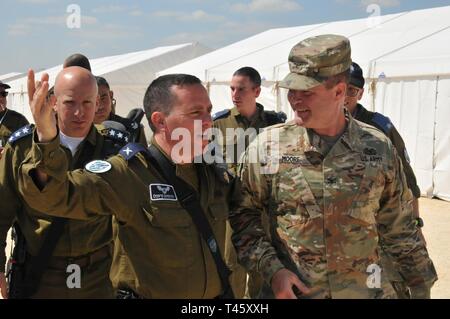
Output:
[0, 73, 22, 81]
[6, 42, 211, 139]
[159, 5, 450, 201]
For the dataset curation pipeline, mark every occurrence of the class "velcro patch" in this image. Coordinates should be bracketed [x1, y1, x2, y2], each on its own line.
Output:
[149, 184, 178, 201]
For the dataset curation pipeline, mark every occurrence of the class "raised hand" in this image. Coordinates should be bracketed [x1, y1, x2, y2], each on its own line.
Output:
[27, 69, 57, 142]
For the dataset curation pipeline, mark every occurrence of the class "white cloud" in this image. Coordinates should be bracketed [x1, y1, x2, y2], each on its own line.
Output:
[360, 0, 400, 8]
[69, 24, 143, 40]
[153, 10, 225, 22]
[16, 0, 53, 3]
[231, 0, 302, 13]
[7, 15, 97, 37]
[92, 5, 129, 14]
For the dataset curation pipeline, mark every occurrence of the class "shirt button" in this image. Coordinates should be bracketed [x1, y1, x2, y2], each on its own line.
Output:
[49, 151, 55, 159]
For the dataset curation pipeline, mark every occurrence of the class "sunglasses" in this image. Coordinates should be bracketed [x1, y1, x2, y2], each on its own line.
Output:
[0, 92, 8, 98]
[346, 86, 360, 98]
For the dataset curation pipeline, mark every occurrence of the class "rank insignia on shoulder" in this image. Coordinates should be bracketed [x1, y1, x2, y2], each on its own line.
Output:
[212, 109, 230, 121]
[85, 160, 112, 174]
[106, 128, 130, 144]
[7, 125, 33, 144]
[120, 143, 148, 160]
[149, 184, 178, 201]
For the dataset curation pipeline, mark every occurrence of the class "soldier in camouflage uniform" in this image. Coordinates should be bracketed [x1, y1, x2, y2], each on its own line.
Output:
[213, 67, 286, 298]
[229, 34, 437, 299]
[345, 62, 425, 298]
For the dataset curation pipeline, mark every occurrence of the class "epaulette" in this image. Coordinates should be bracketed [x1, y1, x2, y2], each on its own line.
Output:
[119, 143, 149, 161]
[104, 127, 131, 144]
[7, 125, 33, 145]
[265, 111, 287, 126]
[212, 109, 230, 121]
[372, 113, 393, 134]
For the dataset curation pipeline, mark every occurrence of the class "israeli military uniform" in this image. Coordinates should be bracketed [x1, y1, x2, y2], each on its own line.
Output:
[0, 125, 121, 298]
[17, 135, 237, 299]
[108, 113, 147, 146]
[229, 112, 437, 298]
[353, 103, 422, 298]
[0, 109, 29, 148]
[213, 104, 286, 298]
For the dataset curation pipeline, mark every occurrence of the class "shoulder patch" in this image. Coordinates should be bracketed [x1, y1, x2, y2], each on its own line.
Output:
[212, 109, 230, 121]
[85, 160, 112, 174]
[119, 143, 149, 161]
[104, 128, 131, 144]
[372, 113, 393, 134]
[7, 125, 33, 145]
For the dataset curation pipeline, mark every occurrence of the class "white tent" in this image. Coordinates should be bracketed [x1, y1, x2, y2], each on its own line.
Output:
[0, 73, 23, 82]
[159, 5, 450, 201]
[6, 42, 211, 138]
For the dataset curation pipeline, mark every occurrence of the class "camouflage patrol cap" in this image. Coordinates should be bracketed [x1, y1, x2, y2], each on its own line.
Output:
[279, 34, 352, 90]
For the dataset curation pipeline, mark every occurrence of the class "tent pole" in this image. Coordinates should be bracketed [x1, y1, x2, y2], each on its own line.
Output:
[431, 76, 440, 198]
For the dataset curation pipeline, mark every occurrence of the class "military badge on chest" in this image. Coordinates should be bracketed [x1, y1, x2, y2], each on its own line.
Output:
[149, 184, 178, 201]
[360, 147, 383, 163]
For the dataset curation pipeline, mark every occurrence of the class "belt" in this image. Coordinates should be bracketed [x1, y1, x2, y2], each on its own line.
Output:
[45, 244, 112, 270]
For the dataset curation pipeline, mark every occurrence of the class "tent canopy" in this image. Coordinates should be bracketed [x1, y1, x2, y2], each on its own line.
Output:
[7, 42, 211, 122]
[159, 5, 450, 201]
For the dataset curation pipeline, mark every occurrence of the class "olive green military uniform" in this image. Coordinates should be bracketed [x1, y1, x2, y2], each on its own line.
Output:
[0, 125, 117, 299]
[0, 109, 29, 148]
[353, 103, 422, 298]
[213, 104, 286, 298]
[229, 112, 437, 298]
[18, 135, 237, 299]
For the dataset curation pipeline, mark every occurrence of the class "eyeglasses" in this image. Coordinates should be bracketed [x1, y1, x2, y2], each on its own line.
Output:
[346, 86, 360, 98]
[0, 92, 8, 98]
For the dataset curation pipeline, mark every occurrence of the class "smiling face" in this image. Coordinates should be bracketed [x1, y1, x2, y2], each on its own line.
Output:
[287, 80, 347, 135]
[53, 67, 98, 138]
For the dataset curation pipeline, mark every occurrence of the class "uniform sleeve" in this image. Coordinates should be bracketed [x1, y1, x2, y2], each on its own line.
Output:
[387, 126, 421, 198]
[377, 145, 437, 297]
[229, 140, 285, 285]
[0, 145, 21, 273]
[17, 133, 132, 223]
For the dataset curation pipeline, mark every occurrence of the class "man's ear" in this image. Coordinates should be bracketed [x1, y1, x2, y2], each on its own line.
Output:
[151, 112, 166, 132]
[254, 86, 261, 98]
[335, 82, 347, 100]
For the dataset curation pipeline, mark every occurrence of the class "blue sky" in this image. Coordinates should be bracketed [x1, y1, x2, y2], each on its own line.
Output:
[1, 0, 449, 74]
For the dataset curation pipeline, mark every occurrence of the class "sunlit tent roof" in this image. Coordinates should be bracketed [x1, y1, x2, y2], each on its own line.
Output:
[6, 42, 211, 132]
[160, 5, 450, 200]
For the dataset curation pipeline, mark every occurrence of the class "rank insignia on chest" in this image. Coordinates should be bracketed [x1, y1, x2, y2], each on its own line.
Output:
[149, 184, 178, 201]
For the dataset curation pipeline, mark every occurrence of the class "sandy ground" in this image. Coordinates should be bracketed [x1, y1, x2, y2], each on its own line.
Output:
[2, 197, 449, 299]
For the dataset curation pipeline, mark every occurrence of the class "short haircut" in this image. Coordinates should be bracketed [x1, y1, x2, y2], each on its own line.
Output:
[63, 53, 92, 71]
[143, 74, 202, 132]
[233, 66, 262, 87]
[95, 76, 110, 90]
[324, 69, 350, 90]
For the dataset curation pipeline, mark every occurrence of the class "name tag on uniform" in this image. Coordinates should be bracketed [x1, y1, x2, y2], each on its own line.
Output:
[149, 184, 178, 201]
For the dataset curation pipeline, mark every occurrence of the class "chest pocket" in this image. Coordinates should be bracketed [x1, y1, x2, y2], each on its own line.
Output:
[347, 162, 384, 225]
[141, 201, 195, 268]
[272, 164, 322, 223]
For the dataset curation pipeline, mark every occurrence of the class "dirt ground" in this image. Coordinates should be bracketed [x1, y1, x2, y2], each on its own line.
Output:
[2, 197, 449, 299]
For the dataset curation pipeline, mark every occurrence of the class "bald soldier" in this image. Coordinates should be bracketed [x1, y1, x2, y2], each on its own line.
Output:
[17, 73, 238, 298]
[0, 67, 123, 299]
[229, 35, 437, 299]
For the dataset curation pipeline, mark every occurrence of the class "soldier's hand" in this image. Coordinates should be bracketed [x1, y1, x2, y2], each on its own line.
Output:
[271, 268, 310, 299]
[0, 272, 8, 299]
[27, 69, 56, 143]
